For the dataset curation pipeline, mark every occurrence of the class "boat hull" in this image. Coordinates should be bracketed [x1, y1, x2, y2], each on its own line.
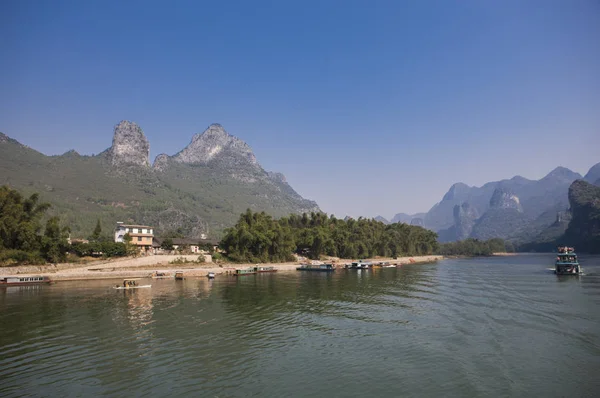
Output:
[0, 281, 52, 286]
[296, 268, 335, 272]
[114, 285, 152, 290]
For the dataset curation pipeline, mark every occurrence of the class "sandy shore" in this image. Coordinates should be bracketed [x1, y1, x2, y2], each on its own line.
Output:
[0, 255, 444, 282]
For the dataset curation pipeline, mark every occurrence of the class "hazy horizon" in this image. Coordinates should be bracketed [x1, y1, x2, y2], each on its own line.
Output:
[2, 1, 599, 218]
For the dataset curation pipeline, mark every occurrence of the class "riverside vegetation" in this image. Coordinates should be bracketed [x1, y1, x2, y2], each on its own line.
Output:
[2, 185, 561, 267]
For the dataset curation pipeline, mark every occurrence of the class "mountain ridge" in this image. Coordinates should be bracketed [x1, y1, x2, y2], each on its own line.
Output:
[0, 121, 319, 238]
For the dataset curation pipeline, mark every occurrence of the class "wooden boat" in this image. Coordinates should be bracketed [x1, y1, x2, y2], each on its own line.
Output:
[296, 263, 335, 272]
[234, 268, 257, 276]
[255, 266, 277, 273]
[555, 246, 581, 275]
[207, 272, 215, 279]
[114, 279, 151, 290]
[0, 276, 52, 286]
[175, 271, 185, 280]
[150, 271, 171, 279]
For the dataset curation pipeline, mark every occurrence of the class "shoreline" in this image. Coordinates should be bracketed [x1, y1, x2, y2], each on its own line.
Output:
[0, 255, 444, 282]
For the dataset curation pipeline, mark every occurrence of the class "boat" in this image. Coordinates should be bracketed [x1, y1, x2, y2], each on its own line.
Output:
[150, 271, 171, 279]
[555, 246, 581, 275]
[0, 276, 52, 286]
[114, 279, 151, 289]
[175, 271, 185, 280]
[255, 266, 277, 273]
[207, 272, 215, 279]
[234, 268, 257, 276]
[347, 261, 372, 269]
[296, 263, 335, 272]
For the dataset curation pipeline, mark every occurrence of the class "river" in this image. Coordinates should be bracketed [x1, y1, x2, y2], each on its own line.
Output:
[1, 254, 599, 397]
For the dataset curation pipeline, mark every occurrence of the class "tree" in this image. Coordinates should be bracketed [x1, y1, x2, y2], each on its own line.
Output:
[91, 219, 102, 241]
[41, 217, 70, 263]
[160, 238, 174, 251]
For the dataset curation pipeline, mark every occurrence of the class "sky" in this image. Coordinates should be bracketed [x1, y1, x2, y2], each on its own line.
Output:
[1, 0, 599, 219]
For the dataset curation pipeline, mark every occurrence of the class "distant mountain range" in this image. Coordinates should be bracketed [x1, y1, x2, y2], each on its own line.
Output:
[388, 163, 600, 245]
[0, 121, 319, 238]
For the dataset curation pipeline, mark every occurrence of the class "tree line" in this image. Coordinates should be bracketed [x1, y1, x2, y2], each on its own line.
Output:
[0, 185, 130, 265]
[220, 209, 440, 263]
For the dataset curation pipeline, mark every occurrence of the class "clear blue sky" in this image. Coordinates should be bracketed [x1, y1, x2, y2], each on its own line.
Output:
[2, 0, 599, 219]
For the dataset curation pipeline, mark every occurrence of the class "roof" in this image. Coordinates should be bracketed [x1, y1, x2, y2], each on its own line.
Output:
[116, 224, 154, 228]
[153, 237, 220, 246]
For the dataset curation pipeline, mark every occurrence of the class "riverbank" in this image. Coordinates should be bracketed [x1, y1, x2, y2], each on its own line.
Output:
[0, 255, 444, 282]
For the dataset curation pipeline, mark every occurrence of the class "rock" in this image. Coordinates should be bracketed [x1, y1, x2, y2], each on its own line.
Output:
[489, 188, 523, 212]
[153, 153, 170, 172]
[172, 124, 258, 168]
[107, 121, 150, 168]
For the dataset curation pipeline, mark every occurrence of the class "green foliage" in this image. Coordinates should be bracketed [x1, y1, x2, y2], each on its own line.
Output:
[160, 238, 174, 250]
[220, 209, 439, 263]
[0, 185, 70, 264]
[41, 217, 70, 263]
[436, 238, 510, 256]
[69, 241, 127, 258]
[91, 218, 102, 241]
[0, 250, 46, 266]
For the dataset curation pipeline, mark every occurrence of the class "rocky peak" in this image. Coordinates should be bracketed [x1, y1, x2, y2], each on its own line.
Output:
[489, 188, 523, 212]
[0, 132, 24, 147]
[153, 153, 170, 172]
[442, 182, 470, 201]
[541, 166, 581, 182]
[584, 162, 600, 184]
[107, 121, 150, 168]
[172, 124, 258, 167]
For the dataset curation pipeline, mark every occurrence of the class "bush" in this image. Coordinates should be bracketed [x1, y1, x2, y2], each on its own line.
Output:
[0, 250, 46, 266]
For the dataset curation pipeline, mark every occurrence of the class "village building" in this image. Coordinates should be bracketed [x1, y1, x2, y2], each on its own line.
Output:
[114, 222, 154, 252]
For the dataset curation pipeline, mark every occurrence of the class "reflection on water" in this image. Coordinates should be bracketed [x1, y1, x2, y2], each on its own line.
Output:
[1, 255, 600, 397]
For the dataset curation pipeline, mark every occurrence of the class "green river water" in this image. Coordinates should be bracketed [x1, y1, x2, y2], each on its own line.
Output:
[1, 254, 599, 397]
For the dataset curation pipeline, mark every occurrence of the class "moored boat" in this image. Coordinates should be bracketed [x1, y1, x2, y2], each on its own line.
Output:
[207, 272, 215, 279]
[175, 271, 185, 280]
[0, 276, 52, 286]
[114, 279, 151, 289]
[255, 266, 277, 273]
[296, 263, 335, 272]
[234, 268, 257, 276]
[150, 271, 171, 279]
[555, 246, 581, 275]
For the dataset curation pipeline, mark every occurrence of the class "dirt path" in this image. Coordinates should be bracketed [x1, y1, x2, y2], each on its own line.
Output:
[1, 255, 444, 281]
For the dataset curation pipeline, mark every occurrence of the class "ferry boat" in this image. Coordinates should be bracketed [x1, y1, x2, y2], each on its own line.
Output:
[234, 268, 257, 276]
[114, 279, 151, 289]
[255, 266, 277, 273]
[0, 276, 52, 286]
[555, 246, 581, 275]
[296, 263, 335, 272]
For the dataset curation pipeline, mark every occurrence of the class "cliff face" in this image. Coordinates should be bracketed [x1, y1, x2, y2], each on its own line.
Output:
[106, 121, 150, 168]
[489, 188, 523, 212]
[564, 180, 600, 253]
[453, 203, 479, 240]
